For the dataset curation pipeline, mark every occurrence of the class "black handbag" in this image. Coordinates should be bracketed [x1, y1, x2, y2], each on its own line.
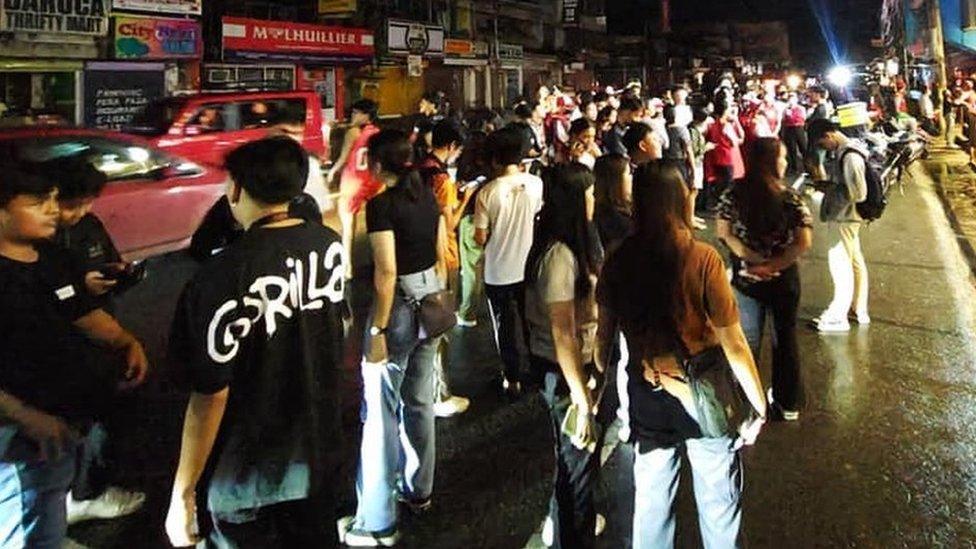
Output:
[675, 341, 756, 439]
[416, 289, 457, 339]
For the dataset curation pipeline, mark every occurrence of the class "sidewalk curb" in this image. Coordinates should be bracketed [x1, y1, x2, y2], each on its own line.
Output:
[923, 154, 976, 283]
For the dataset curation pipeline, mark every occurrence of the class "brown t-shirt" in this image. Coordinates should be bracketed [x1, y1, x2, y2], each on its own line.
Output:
[599, 237, 739, 358]
[674, 240, 740, 356]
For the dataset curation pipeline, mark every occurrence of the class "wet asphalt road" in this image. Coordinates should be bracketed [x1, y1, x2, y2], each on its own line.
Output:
[72, 152, 976, 548]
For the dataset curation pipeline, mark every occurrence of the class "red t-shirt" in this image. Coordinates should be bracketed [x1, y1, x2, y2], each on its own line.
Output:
[704, 121, 745, 181]
[340, 123, 381, 213]
[783, 105, 806, 127]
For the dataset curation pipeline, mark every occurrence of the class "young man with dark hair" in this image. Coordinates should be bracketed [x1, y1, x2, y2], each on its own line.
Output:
[0, 165, 149, 547]
[53, 161, 122, 305]
[416, 120, 472, 418]
[165, 137, 346, 548]
[474, 127, 544, 396]
[603, 96, 645, 156]
[49, 159, 148, 524]
[329, 98, 381, 280]
[807, 119, 870, 333]
[414, 91, 445, 158]
[623, 122, 663, 166]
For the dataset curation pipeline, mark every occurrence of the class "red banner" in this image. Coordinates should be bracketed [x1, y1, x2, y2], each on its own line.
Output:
[221, 16, 374, 60]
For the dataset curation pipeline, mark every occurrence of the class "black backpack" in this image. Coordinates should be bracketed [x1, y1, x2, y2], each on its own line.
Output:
[841, 148, 888, 222]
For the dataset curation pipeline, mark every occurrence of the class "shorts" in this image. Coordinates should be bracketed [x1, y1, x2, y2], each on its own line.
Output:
[340, 176, 383, 215]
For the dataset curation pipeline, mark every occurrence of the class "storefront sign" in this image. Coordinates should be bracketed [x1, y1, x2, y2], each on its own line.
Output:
[563, 0, 579, 26]
[84, 62, 165, 130]
[111, 0, 201, 15]
[115, 16, 201, 59]
[495, 43, 524, 64]
[2, 0, 109, 35]
[318, 0, 355, 16]
[222, 16, 374, 64]
[386, 19, 444, 57]
[444, 39, 488, 66]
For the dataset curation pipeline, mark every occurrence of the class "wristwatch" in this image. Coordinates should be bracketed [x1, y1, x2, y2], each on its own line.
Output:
[369, 326, 387, 337]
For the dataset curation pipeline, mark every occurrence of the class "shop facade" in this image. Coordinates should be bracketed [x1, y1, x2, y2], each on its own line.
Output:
[216, 16, 374, 124]
[0, 1, 109, 125]
[491, 43, 524, 109]
[351, 19, 444, 118]
[433, 39, 489, 110]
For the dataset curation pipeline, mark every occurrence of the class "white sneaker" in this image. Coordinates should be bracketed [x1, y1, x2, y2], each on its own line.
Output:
[541, 516, 554, 547]
[66, 487, 145, 525]
[815, 316, 851, 333]
[541, 513, 607, 547]
[595, 513, 607, 537]
[767, 388, 800, 421]
[455, 313, 477, 328]
[337, 516, 400, 547]
[850, 311, 871, 325]
[433, 395, 470, 418]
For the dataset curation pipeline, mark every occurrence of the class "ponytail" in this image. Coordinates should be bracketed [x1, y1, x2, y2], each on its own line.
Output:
[368, 129, 424, 200]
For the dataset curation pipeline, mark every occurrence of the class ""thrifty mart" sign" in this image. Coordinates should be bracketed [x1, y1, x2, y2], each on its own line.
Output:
[1, 0, 109, 36]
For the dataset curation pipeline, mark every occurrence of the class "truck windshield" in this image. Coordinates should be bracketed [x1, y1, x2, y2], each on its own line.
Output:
[126, 98, 186, 136]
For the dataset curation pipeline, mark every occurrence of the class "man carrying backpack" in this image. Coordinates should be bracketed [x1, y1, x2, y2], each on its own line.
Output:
[808, 119, 871, 333]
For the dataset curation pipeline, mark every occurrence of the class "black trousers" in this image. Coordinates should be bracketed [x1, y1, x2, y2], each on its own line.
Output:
[485, 282, 528, 385]
[205, 489, 338, 549]
[533, 357, 603, 549]
[782, 125, 808, 174]
[734, 266, 802, 410]
[705, 165, 734, 212]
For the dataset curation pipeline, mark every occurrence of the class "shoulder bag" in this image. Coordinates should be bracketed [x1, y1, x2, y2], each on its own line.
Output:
[675, 343, 756, 439]
[417, 288, 457, 339]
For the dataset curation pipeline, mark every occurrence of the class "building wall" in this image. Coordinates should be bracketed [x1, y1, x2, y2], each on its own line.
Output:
[943, 0, 976, 53]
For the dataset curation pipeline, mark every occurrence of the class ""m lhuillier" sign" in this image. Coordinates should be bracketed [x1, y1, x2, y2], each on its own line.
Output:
[2, 0, 109, 36]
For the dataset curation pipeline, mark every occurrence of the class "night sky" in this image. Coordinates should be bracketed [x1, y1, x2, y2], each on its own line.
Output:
[671, 0, 883, 68]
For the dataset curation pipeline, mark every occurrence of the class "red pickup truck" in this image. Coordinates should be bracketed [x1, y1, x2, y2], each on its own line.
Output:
[125, 90, 329, 168]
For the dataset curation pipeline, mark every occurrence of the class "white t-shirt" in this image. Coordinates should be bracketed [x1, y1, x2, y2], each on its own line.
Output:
[473, 172, 544, 285]
[303, 156, 330, 213]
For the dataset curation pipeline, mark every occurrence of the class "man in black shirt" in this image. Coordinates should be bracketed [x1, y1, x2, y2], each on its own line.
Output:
[165, 137, 346, 548]
[50, 159, 147, 524]
[0, 166, 149, 548]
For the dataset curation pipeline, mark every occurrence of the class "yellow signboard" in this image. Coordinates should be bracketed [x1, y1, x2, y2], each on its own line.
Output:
[318, 0, 356, 15]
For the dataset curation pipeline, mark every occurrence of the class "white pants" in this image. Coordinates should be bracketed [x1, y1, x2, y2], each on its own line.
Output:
[824, 222, 869, 319]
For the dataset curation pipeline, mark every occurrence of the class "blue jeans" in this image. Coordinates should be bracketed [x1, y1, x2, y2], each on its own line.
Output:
[0, 428, 78, 549]
[353, 268, 441, 533]
[632, 437, 742, 549]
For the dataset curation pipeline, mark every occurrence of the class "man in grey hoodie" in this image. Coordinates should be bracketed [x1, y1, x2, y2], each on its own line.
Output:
[808, 119, 870, 333]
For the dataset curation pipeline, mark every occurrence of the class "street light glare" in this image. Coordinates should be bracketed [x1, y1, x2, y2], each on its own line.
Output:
[828, 66, 853, 87]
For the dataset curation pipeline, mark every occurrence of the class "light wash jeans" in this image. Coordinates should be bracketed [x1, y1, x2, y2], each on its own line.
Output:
[632, 437, 742, 549]
[353, 268, 442, 533]
[0, 427, 79, 549]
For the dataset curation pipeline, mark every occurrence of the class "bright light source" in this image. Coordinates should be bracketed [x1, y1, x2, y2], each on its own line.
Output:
[827, 66, 853, 87]
[786, 74, 802, 90]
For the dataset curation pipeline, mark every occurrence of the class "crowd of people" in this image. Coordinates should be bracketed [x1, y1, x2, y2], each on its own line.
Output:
[0, 74, 884, 548]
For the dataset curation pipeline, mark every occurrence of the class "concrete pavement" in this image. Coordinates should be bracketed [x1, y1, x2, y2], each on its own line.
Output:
[71, 153, 976, 548]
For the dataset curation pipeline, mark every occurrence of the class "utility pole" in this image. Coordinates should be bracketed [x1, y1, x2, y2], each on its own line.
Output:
[928, 0, 948, 126]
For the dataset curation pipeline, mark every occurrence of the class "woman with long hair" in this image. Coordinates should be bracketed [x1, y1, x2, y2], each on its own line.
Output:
[525, 163, 603, 548]
[339, 129, 448, 547]
[596, 162, 766, 548]
[716, 137, 813, 421]
[592, 153, 633, 256]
